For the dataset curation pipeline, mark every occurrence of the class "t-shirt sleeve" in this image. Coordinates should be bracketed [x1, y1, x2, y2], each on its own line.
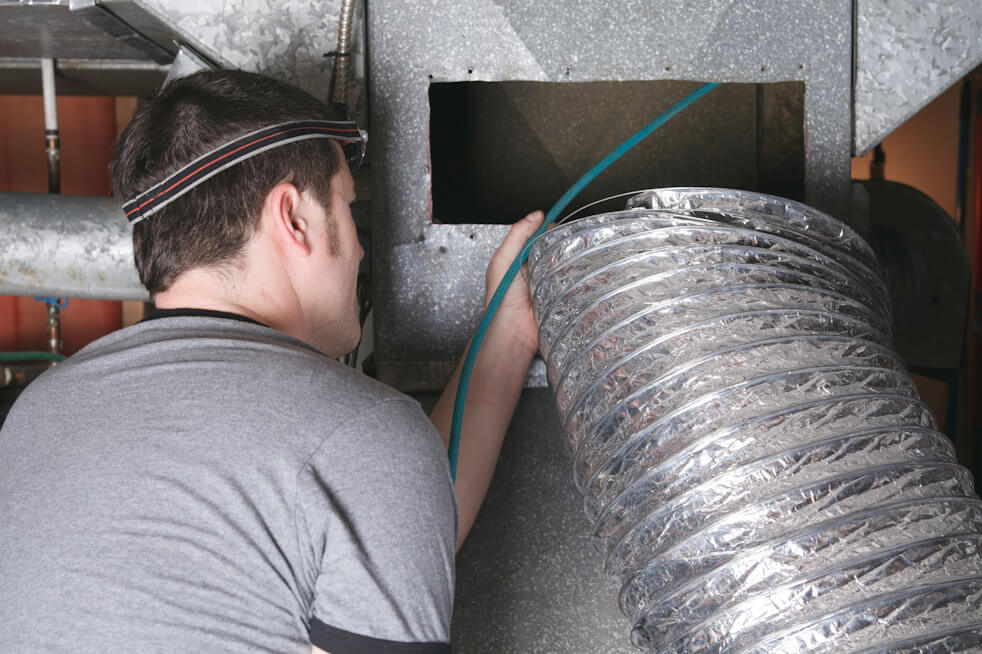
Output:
[295, 398, 457, 653]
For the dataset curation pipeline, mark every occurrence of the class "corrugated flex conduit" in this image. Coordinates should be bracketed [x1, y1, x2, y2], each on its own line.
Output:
[526, 188, 982, 653]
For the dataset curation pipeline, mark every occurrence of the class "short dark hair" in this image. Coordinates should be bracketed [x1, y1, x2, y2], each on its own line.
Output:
[111, 70, 341, 296]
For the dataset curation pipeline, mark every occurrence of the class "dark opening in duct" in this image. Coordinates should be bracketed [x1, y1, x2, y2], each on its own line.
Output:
[427, 82, 804, 224]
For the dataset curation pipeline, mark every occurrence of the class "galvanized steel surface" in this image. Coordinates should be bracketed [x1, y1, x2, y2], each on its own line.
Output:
[0, 193, 146, 300]
[163, 45, 215, 85]
[369, 0, 852, 390]
[0, 57, 167, 96]
[134, 0, 357, 100]
[528, 188, 982, 652]
[854, 0, 982, 155]
[0, 3, 153, 59]
[452, 388, 635, 653]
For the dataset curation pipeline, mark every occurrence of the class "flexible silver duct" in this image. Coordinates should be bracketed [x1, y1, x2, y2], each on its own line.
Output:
[527, 188, 982, 653]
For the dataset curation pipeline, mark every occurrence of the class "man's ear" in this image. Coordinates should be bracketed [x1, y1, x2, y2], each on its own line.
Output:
[262, 182, 311, 255]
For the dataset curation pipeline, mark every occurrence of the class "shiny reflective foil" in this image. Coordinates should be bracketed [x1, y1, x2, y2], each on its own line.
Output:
[528, 188, 982, 653]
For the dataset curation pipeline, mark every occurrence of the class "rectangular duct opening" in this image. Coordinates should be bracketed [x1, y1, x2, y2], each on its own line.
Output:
[428, 80, 805, 224]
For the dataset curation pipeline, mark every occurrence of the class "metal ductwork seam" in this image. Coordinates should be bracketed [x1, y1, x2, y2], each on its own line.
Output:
[527, 187, 982, 653]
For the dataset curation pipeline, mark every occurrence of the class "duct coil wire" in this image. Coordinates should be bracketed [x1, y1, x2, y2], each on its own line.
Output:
[526, 188, 982, 653]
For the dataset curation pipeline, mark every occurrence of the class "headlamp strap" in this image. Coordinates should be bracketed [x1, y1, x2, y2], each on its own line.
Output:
[122, 120, 363, 225]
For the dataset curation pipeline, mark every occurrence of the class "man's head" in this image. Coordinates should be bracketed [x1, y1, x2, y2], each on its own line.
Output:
[111, 70, 342, 296]
[111, 70, 365, 356]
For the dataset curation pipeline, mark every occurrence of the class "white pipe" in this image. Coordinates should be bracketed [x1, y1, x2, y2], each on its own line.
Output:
[40, 58, 61, 194]
[40, 58, 58, 132]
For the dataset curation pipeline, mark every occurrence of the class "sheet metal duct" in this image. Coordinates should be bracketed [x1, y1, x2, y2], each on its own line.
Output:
[368, 0, 851, 391]
[854, 0, 982, 155]
[0, 1, 177, 94]
[131, 0, 361, 102]
[0, 1, 176, 62]
[0, 193, 146, 300]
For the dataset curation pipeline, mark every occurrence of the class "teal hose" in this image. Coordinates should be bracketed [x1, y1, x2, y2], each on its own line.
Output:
[448, 82, 720, 480]
[0, 351, 66, 363]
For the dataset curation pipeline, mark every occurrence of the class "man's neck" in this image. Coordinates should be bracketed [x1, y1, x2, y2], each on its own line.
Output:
[142, 306, 269, 328]
[153, 268, 288, 333]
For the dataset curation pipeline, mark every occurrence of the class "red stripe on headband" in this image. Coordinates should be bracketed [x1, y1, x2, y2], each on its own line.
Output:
[126, 124, 361, 217]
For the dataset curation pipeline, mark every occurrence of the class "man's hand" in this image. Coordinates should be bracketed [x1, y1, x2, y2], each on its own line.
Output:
[430, 210, 546, 549]
[485, 210, 545, 356]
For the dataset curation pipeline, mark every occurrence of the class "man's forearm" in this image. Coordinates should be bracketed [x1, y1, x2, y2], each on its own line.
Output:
[430, 316, 537, 550]
[431, 210, 544, 550]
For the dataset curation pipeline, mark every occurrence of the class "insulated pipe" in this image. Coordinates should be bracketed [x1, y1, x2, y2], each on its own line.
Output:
[0, 192, 146, 300]
[528, 188, 982, 653]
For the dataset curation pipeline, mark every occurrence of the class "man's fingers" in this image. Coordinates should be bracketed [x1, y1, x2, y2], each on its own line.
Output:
[487, 210, 545, 300]
[498, 210, 544, 260]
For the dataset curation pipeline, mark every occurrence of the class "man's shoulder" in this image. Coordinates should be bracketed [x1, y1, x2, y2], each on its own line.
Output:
[30, 315, 418, 418]
[304, 359, 418, 417]
[145, 316, 425, 420]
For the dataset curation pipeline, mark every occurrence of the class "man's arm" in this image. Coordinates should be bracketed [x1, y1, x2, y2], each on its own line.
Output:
[429, 211, 544, 549]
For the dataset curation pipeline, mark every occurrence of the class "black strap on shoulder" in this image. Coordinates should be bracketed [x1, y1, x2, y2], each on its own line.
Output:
[309, 618, 451, 654]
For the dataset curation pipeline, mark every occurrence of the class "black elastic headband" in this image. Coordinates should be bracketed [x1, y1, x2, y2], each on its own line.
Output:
[123, 120, 367, 225]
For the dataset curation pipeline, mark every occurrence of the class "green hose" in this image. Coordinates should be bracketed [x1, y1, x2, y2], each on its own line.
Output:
[447, 82, 721, 481]
[0, 351, 66, 363]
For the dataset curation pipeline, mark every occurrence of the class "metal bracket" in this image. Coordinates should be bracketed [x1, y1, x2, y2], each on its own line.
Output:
[71, 1, 176, 64]
[163, 43, 218, 85]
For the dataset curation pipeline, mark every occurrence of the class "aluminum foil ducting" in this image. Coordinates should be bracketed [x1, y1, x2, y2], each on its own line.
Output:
[527, 188, 982, 653]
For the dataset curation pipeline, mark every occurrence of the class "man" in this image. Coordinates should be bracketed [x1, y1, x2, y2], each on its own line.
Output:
[0, 70, 543, 653]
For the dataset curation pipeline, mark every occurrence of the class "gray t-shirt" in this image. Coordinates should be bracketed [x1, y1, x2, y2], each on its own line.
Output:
[0, 313, 457, 653]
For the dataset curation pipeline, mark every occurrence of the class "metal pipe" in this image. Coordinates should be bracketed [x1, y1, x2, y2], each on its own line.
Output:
[2, 366, 26, 389]
[1, 363, 49, 389]
[330, 0, 356, 116]
[0, 192, 146, 300]
[45, 301, 62, 356]
[40, 59, 65, 358]
[528, 188, 982, 652]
